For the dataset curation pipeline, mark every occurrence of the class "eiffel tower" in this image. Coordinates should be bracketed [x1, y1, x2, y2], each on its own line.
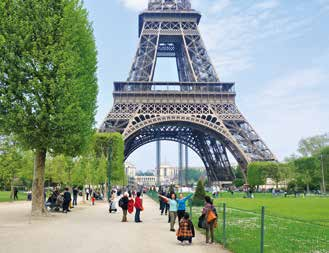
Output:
[100, 0, 276, 183]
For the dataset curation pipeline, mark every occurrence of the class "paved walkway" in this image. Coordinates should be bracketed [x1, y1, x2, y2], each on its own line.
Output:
[0, 195, 230, 253]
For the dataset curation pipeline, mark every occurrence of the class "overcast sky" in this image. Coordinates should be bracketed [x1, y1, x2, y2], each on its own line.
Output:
[83, 0, 329, 171]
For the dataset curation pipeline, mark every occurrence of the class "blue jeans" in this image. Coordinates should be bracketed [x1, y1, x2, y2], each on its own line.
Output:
[135, 208, 141, 222]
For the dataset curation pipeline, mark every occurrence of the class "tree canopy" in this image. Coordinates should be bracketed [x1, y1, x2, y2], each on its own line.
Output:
[0, 0, 98, 215]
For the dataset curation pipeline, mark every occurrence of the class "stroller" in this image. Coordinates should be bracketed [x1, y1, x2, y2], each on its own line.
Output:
[109, 200, 117, 213]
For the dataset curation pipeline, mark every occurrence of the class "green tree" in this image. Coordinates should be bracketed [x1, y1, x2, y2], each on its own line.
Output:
[294, 157, 319, 193]
[298, 133, 329, 157]
[0, 0, 97, 215]
[316, 146, 329, 193]
[247, 162, 268, 189]
[94, 133, 125, 197]
[193, 179, 206, 206]
[186, 168, 203, 183]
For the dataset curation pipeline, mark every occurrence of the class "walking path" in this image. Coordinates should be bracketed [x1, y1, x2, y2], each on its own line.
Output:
[0, 195, 230, 253]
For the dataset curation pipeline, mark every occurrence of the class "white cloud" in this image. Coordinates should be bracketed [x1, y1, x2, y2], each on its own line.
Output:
[241, 66, 329, 160]
[199, 1, 318, 78]
[209, 0, 231, 13]
[262, 68, 328, 99]
[119, 0, 147, 11]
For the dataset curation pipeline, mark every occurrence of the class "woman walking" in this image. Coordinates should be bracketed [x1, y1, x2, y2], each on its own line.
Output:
[119, 192, 129, 222]
[202, 196, 217, 244]
[159, 193, 178, 232]
[134, 192, 143, 223]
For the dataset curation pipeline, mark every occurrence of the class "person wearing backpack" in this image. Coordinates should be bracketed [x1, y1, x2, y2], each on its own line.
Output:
[202, 196, 217, 244]
[119, 192, 129, 222]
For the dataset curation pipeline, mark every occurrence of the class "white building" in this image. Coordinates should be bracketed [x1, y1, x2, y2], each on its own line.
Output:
[125, 162, 136, 186]
[135, 176, 156, 186]
[157, 164, 179, 185]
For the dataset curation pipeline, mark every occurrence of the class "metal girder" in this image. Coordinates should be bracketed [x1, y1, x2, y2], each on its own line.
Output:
[100, 0, 277, 183]
[124, 122, 234, 181]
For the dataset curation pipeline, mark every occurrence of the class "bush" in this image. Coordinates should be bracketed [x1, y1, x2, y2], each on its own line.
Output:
[193, 180, 206, 206]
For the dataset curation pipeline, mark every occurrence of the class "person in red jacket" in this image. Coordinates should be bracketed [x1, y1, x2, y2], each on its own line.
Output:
[134, 192, 143, 223]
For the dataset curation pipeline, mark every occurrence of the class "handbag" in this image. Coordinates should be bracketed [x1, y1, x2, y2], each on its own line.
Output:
[207, 209, 217, 223]
[198, 214, 207, 229]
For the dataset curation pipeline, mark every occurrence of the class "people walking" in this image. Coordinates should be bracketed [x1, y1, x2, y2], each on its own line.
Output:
[72, 188, 79, 206]
[177, 213, 195, 244]
[159, 190, 167, 215]
[177, 193, 193, 222]
[109, 190, 117, 213]
[86, 188, 90, 200]
[13, 187, 18, 200]
[134, 192, 143, 223]
[128, 192, 134, 215]
[63, 188, 72, 213]
[159, 193, 178, 232]
[119, 192, 129, 222]
[202, 196, 217, 244]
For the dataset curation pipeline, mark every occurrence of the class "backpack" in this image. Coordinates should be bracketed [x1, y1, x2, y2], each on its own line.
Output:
[212, 206, 218, 217]
[119, 198, 124, 208]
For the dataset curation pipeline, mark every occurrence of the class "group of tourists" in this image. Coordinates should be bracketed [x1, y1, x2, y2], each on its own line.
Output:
[158, 190, 218, 245]
[115, 191, 144, 223]
[45, 188, 73, 213]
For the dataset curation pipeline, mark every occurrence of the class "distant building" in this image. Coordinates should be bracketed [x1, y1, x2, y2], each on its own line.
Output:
[157, 164, 179, 186]
[125, 162, 136, 186]
[135, 176, 156, 186]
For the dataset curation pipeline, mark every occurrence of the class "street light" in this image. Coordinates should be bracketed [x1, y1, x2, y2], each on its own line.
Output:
[320, 154, 326, 194]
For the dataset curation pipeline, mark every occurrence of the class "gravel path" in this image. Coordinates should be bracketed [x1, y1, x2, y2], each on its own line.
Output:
[0, 195, 230, 253]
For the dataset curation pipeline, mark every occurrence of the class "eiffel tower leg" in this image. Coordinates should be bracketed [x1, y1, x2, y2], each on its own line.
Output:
[193, 132, 234, 183]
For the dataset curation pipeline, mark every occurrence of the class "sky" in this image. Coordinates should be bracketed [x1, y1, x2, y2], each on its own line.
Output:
[83, 0, 329, 171]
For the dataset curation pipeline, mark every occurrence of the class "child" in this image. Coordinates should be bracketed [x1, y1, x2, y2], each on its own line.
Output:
[177, 213, 195, 244]
[91, 196, 95, 206]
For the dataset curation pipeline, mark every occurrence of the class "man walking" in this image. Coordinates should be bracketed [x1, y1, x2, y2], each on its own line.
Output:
[13, 187, 18, 200]
[73, 188, 79, 206]
[63, 188, 72, 213]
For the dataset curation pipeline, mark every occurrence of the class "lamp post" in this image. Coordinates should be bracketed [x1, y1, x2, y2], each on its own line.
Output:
[321, 154, 326, 194]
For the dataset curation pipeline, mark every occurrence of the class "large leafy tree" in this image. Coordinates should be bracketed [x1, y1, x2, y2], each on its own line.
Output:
[294, 157, 319, 193]
[316, 146, 329, 192]
[298, 133, 329, 157]
[247, 162, 268, 189]
[0, 0, 97, 215]
[94, 133, 125, 188]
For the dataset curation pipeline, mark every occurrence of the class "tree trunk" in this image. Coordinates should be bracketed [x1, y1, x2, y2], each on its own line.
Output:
[31, 149, 47, 216]
[306, 184, 310, 194]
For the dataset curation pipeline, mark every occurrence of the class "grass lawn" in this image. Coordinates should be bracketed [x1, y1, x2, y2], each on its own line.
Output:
[0, 191, 27, 202]
[191, 193, 329, 253]
[214, 193, 329, 226]
[148, 191, 329, 253]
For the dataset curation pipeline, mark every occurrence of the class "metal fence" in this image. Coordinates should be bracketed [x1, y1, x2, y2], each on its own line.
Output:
[188, 202, 329, 253]
[146, 191, 329, 253]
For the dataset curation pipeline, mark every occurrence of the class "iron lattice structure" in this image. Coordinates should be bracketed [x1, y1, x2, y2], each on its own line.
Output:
[100, 0, 276, 182]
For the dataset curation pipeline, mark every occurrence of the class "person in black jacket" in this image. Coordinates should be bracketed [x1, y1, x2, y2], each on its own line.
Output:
[119, 192, 129, 222]
[63, 188, 71, 213]
[72, 188, 79, 206]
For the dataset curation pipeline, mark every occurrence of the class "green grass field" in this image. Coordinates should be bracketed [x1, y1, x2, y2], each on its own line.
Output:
[147, 191, 329, 253]
[192, 193, 329, 253]
[0, 191, 27, 202]
[214, 193, 329, 226]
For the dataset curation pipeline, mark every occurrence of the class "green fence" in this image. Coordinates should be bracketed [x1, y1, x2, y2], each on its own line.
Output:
[147, 191, 329, 253]
[188, 202, 329, 253]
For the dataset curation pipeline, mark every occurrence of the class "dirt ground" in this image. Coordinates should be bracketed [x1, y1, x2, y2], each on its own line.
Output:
[0, 195, 230, 253]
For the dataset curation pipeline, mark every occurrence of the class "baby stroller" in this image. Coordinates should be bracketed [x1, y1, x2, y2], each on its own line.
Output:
[109, 200, 117, 213]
